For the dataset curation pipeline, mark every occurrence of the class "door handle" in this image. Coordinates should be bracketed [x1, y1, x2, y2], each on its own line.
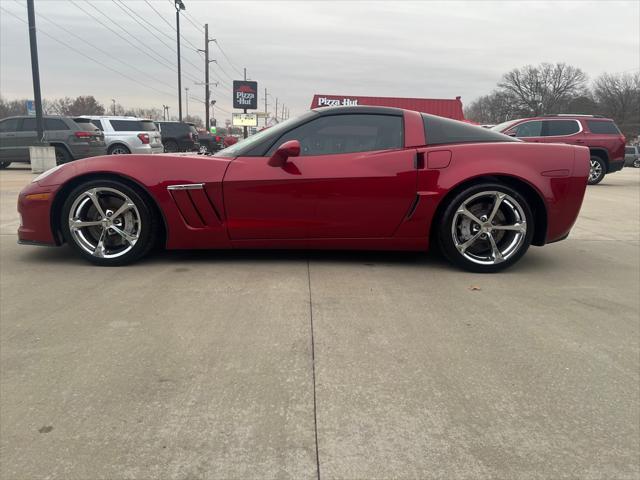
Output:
[575, 139, 585, 143]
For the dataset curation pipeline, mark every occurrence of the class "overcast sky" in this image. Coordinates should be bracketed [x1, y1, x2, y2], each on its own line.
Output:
[1, 0, 638, 121]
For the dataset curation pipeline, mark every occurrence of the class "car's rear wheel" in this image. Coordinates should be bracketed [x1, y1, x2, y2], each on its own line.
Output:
[438, 183, 534, 273]
[54, 146, 72, 165]
[164, 140, 178, 153]
[633, 158, 640, 168]
[0, 161, 11, 169]
[588, 156, 606, 185]
[108, 144, 131, 155]
[199, 144, 209, 154]
[61, 179, 158, 266]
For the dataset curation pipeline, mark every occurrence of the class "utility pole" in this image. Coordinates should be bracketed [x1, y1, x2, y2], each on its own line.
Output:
[26, 0, 43, 141]
[185, 87, 189, 117]
[264, 88, 268, 127]
[243, 67, 247, 139]
[204, 24, 210, 128]
[175, 0, 185, 121]
[111, 99, 116, 115]
[275, 97, 278, 122]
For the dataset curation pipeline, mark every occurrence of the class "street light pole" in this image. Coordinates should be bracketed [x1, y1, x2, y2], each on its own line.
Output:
[26, 0, 43, 141]
[185, 87, 189, 117]
[175, 0, 185, 121]
[111, 99, 116, 115]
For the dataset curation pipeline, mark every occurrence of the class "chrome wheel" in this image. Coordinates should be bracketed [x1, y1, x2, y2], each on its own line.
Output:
[634, 158, 640, 168]
[68, 187, 141, 259]
[589, 159, 603, 183]
[451, 190, 527, 266]
[199, 145, 209, 154]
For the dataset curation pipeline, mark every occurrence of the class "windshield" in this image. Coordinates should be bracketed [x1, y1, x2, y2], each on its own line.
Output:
[214, 115, 311, 157]
[491, 119, 522, 132]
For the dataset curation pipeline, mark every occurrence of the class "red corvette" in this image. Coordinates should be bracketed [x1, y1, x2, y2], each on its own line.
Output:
[17, 106, 589, 272]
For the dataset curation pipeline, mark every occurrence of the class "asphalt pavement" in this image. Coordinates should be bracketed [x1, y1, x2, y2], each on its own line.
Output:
[1, 164, 638, 479]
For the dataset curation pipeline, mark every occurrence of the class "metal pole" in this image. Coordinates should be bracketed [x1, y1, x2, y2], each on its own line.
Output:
[176, 6, 182, 121]
[275, 98, 278, 122]
[185, 87, 189, 117]
[264, 88, 268, 127]
[111, 99, 116, 115]
[204, 23, 210, 129]
[243, 67, 247, 139]
[26, 0, 43, 141]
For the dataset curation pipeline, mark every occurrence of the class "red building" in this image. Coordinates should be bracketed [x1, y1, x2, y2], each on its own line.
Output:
[310, 94, 465, 120]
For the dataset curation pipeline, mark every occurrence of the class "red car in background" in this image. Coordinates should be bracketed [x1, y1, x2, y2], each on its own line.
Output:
[492, 115, 626, 185]
[17, 106, 589, 272]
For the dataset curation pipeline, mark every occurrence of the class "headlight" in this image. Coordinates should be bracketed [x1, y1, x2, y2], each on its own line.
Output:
[32, 164, 64, 183]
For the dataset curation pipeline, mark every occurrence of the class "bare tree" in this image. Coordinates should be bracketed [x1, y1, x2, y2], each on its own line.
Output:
[464, 90, 521, 124]
[498, 62, 588, 115]
[0, 97, 29, 117]
[593, 72, 640, 132]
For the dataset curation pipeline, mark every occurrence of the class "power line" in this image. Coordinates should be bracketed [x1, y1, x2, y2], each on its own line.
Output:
[12, 0, 176, 92]
[213, 39, 244, 78]
[0, 5, 175, 99]
[71, 0, 202, 85]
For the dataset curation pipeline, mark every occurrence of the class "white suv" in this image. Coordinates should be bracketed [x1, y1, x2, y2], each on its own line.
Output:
[78, 116, 163, 155]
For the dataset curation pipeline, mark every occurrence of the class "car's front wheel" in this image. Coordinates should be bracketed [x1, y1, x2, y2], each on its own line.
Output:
[438, 183, 534, 273]
[61, 179, 158, 266]
[633, 158, 640, 168]
[588, 156, 606, 185]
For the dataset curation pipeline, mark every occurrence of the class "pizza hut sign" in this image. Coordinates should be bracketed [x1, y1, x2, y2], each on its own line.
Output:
[317, 97, 359, 107]
[233, 80, 258, 110]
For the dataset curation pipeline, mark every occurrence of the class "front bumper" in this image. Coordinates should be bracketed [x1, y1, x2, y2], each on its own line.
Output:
[17, 182, 58, 245]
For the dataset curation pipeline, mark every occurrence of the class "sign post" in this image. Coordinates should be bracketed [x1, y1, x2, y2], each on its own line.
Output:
[233, 78, 258, 139]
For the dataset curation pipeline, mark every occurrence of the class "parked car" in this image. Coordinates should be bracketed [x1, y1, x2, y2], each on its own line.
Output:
[624, 145, 640, 168]
[18, 106, 590, 273]
[194, 126, 218, 154]
[155, 121, 199, 152]
[0, 115, 106, 168]
[78, 116, 163, 155]
[492, 114, 626, 185]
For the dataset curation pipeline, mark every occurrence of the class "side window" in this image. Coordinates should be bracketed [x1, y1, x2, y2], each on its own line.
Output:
[268, 114, 403, 156]
[543, 120, 580, 136]
[20, 118, 37, 131]
[91, 120, 103, 130]
[513, 121, 543, 137]
[45, 118, 70, 130]
[625, 147, 634, 155]
[0, 118, 20, 133]
[586, 120, 621, 135]
[110, 120, 144, 131]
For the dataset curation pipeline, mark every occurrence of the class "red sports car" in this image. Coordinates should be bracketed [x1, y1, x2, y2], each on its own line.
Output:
[17, 106, 589, 272]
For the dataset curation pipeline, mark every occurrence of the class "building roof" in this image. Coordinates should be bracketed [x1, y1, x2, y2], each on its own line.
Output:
[310, 94, 465, 120]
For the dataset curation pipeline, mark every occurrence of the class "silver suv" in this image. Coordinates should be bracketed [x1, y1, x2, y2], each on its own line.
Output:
[79, 116, 163, 155]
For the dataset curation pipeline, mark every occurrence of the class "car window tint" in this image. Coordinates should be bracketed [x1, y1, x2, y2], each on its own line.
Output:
[75, 122, 100, 132]
[544, 120, 580, 136]
[423, 114, 515, 145]
[269, 114, 403, 156]
[45, 118, 69, 130]
[625, 147, 634, 154]
[20, 117, 37, 131]
[513, 121, 543, 137]
[0, 118, 20, 132]
[140, 121, 158, 132]
[90, 120, 103, 130]
[110, 120, 146, 131]
[587, 120, 621, 135]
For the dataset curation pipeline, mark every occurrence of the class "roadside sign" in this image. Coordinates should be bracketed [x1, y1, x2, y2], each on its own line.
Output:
[26, 100, 36, 116]
[232, 80, 258, 110]
[232, 113, 258, 127]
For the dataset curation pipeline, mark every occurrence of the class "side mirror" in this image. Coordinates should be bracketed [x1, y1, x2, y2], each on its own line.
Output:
[268, 140, 300, 167]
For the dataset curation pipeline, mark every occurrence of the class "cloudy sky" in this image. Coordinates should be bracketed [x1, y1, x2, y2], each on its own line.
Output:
[1, 0, 638, 122]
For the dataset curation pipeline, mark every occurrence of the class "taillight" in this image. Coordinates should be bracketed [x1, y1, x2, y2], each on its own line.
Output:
[74, 131, 92, 138]
[137, 133, 150, 144]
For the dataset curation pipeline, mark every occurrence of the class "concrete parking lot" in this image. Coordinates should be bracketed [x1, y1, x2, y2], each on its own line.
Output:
[1, 164, 638, 479]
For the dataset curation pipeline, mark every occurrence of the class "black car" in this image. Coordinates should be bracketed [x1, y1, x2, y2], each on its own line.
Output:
[155, 121, 199, 153]
[0, 115, 106, 168]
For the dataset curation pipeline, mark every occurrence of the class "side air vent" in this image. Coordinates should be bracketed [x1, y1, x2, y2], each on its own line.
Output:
[167, 184, 222, 228]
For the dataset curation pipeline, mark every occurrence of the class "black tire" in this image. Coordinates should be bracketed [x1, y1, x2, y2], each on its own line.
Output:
[0, 161, 11, 169]
[633, 158, 640, 168]
[54, 145, 72, 165]
[437, 183, 534, 273]
[164, 140, 178, 153]
[108, 144, 131, 155]
[588, 156, 606, 185]
[60, 179, 158, 266]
